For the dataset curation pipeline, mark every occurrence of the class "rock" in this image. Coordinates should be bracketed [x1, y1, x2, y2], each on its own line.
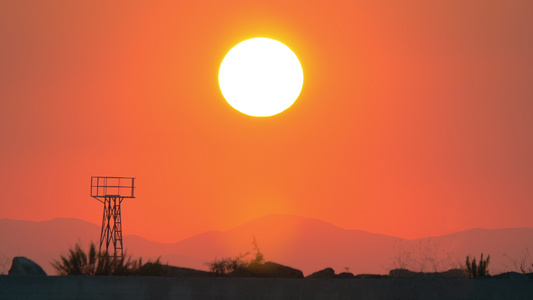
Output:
[8, 257, 46, 275]
[389, 268, 467, 279]
[354, 274, 388, 279]
[389, 269, 418, 278]
[138, 263, 217, 277]
[334, 272, 355, 278]
[306, 267, 335, 278]
[493, 272, 529, 280]
[227, 267, 253, 278]
[439, 269, 467, 279]
[231, 261, 304, 278]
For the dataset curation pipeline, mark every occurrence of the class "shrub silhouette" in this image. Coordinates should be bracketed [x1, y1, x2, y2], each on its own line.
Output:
[392, 238, 454, 272]
[465, 253, 490, 278]
[250, 236, 264, 265]
[207, 237, 264, 275]
[51, 242, 164, 276]
[207, 254, 248, 275]
[0, 253, 10, 275]
[504, 247, 533, 274]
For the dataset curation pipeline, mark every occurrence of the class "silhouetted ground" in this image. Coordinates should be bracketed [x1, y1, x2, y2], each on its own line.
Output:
[5, 255, 533, 299]
[2, 275, 533, 300]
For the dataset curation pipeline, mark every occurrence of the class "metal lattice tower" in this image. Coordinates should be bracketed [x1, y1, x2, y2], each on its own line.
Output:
[91, 176, 135, 258]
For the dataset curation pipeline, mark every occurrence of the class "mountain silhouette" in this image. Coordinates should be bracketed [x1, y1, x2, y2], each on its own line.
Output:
[1, 215, 532, 275]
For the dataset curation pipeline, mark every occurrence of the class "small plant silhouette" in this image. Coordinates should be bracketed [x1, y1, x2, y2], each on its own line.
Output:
[250, 236, 264, 265]
[504, 247, 533, 274]
[207, 236, 265, 275]
[392, 238, 454, 272]
[465, 253, 490, 278]
[0, 253, 10, 275]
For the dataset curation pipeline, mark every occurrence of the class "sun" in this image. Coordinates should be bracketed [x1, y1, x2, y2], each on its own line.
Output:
[219, 38, 304, 117]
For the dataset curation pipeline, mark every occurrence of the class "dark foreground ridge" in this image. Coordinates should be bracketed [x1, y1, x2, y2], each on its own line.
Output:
[5, 257, 533, 299]
[2, 275, 533, 300]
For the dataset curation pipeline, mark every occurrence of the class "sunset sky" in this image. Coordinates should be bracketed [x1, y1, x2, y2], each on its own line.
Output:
[1, 1, 532, 243]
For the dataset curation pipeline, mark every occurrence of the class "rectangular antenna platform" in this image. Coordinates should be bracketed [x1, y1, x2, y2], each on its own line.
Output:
[91, 176, 135, 198]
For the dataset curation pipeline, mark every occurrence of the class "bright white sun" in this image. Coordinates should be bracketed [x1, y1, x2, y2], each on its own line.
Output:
[219, 38, 304, 117]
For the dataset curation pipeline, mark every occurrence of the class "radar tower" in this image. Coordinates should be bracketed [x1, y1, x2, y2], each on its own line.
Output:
[90, 176, 135, 257]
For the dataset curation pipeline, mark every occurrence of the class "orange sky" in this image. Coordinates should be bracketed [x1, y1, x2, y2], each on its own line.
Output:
[1, 0, 532, 243]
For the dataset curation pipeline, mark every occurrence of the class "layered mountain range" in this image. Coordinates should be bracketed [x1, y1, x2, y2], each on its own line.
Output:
[1, 215, 532, 275]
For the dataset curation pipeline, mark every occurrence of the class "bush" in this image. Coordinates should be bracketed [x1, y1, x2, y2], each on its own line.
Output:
[465, 253, 490, 278]
[135, 258, 169, 276]
[0, 253, 10, 275]
[207, 254, 249, 275]
[51, 242, 164, 276]
[206, 237, 264, 275]
[392, 239, 454, 272]
[504, 248, 533, 274]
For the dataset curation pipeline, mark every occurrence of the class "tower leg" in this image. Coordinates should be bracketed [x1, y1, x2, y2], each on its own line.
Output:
[113, 197, 123, 257]
[99, 196, 124, 258]
[99, 198, 110, 254]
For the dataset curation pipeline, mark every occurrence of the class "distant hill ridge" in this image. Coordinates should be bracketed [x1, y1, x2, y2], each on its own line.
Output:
[1, 215, 532, 275]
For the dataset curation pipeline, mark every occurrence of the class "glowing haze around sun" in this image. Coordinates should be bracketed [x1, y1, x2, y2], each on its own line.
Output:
[219, 38, 304, 117]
